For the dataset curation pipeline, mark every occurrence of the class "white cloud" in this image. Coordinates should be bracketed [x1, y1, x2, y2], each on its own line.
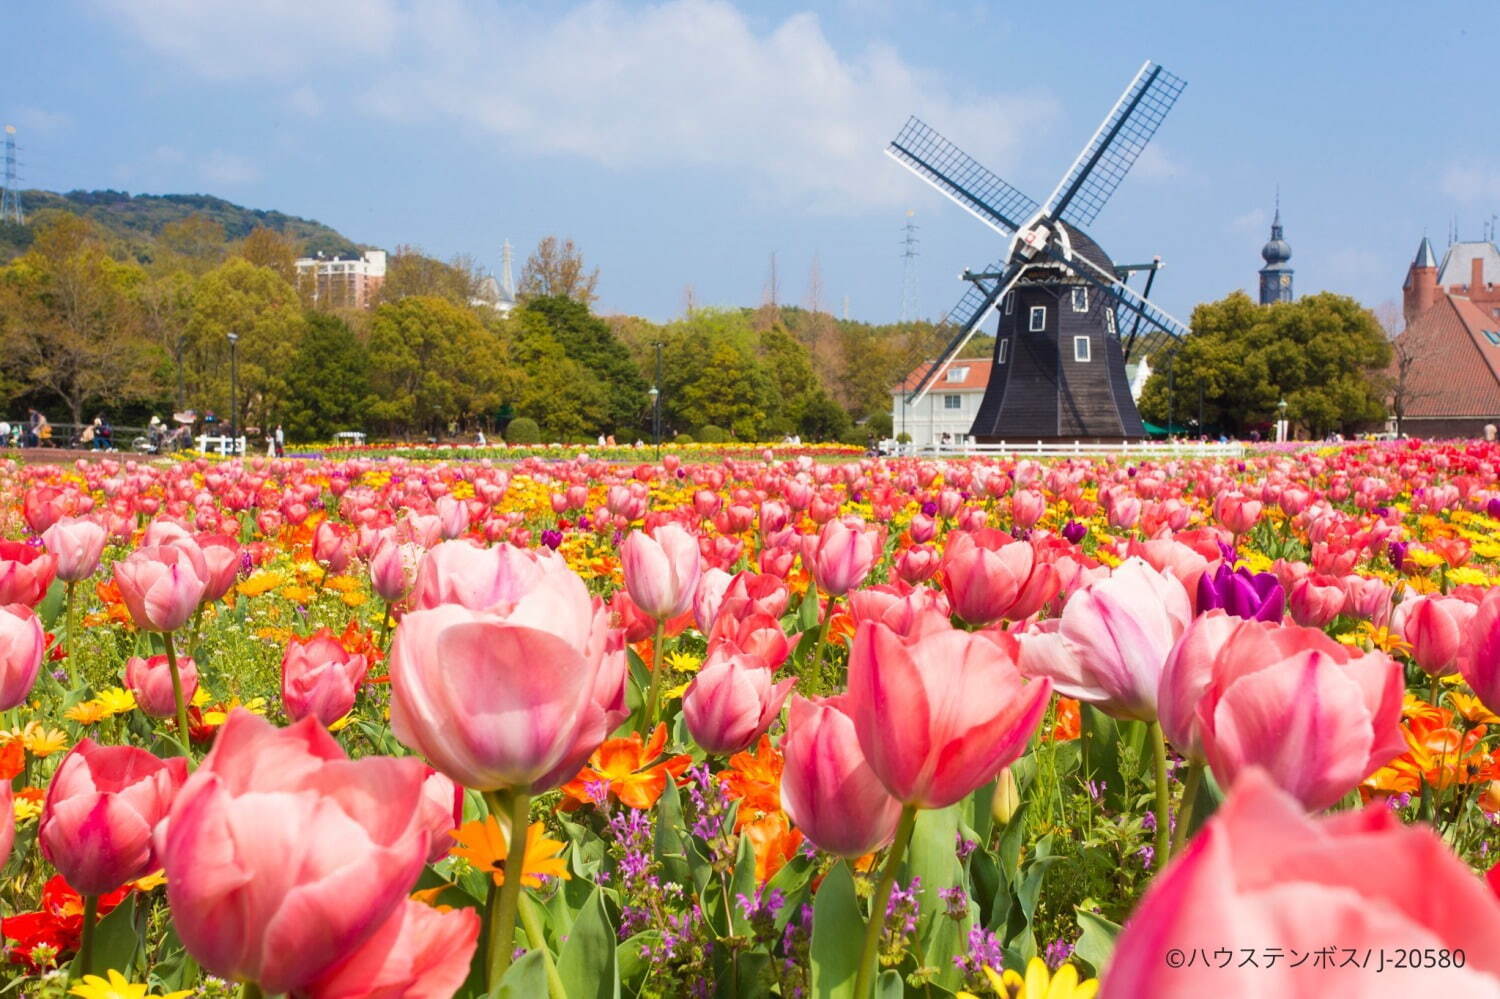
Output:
[94, 0, 1057, 213]
[1229, 208, 1267, 235]
[1441, 164, 1500, 203]
[199, 151, 260, 185]
[286, 87, 324, 117]
[1131, 144, 1184, 182]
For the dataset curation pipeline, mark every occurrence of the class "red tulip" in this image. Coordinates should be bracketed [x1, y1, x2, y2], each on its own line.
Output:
[1193, 618, 1404, 810]
[799, 518, 882, 597]
[1213, 493, 1262, 535]
[847, 619, 1049, 808]
[940, 530, 1058, 626]
[195, 534, 242, 603]
[1286, 572, 1345, 628]
[41, 517, 107, 583]
[715, 570, 786, 623]
[0, 540, 57, 607]
[1018, 558, 1190, 722]
[621, 524, 702, 620]
[1104, 769, 1500, 995]
[300, 900, 479, 999]
[780, 694, 902, 857]
[707, 611, 795, 668]
[389, 557, 626, 792]
[0, 604, 44, 711]
[112, 544, 207, 633]
[39, 740, 187, 895]
[282, 630, 370, 727]
[156, 710, 430, 994]
[124, 653, 199, 719]
[682, 649, 795, 755]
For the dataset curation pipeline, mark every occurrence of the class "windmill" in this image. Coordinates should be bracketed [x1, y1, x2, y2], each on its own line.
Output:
[889, 60, 1188, 442]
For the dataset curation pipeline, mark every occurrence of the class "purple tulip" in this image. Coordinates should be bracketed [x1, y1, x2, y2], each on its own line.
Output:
[1062, 521, 1087, 545]
[1388, 541, 1409, 573]
[1196, 563, 1285, 622]
[541, 529, 564, 551]
[1487, 497, 1500, 520]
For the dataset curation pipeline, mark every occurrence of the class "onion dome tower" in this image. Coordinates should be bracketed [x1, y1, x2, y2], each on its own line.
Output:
[1258, 205, 1293, 304]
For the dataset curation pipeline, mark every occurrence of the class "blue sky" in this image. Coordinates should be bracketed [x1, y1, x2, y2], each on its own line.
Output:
[6, 0, 1499, 328]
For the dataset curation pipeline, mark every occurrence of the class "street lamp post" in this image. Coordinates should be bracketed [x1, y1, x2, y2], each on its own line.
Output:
[650, 341, 664, 460]
[1277, 397, 1288, 443]
[227, 333, 239, 455]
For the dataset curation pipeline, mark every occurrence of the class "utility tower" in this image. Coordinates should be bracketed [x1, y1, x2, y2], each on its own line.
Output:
[1, 126, 23, 225]
[899, 210, 919, 321]
[499, 239, 516, 300]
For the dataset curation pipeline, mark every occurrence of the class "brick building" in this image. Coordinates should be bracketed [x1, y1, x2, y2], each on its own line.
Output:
[1392, 237, 1500, 437]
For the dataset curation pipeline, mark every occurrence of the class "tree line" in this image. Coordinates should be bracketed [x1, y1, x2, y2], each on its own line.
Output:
[0, 213, 949, 443]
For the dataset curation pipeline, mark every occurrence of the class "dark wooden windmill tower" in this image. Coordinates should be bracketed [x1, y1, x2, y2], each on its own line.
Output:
[889, 61, 1189, 442]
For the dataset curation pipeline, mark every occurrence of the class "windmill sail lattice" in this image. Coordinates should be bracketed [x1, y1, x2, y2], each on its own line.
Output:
[886, 118, 1040, 236]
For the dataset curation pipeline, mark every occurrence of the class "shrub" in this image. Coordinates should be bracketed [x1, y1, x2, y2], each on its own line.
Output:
[674, 434, 695, 444]
[698, 424, 729, 443]
[506, 417, 541, 445]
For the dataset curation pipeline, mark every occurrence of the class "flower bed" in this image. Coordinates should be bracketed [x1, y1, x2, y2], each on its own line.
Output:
[2, 441, 1500, 995]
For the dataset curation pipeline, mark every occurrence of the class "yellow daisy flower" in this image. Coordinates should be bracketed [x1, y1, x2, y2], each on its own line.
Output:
[980, 958, 1099, 999]
[69, 969, 192, 999]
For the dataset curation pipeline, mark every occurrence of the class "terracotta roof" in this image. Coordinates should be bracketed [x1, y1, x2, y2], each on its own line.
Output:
[1393, 293, 1500, 418]
[893, 358, 993, 393]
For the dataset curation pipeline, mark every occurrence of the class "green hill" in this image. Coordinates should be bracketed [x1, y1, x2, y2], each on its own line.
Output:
[0, 189, 361, 261]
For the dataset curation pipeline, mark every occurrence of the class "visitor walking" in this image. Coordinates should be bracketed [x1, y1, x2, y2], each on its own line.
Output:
[274, 424, 285, 457]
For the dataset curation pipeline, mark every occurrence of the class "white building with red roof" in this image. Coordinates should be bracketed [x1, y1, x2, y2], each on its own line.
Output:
[889, 359, 992, 447]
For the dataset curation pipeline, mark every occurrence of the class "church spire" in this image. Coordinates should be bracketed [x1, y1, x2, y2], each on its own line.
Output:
[1258, 197, 1293, 304]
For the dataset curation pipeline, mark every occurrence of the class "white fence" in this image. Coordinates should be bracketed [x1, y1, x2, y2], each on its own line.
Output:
[916, 439, 1247, 459]
[196, 434, 248, 457]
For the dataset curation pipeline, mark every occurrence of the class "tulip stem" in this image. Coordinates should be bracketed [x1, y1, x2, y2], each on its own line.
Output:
[378, 600, 394, 654]
[1170, 761, 1204, 857]
[853, 804, 917, 999]
[64, 579, 77, 672]
[78, 893, 98, 978]
[162, 632, 194, 769]
[187, 603, 205, 657]
[238, 983, 263, 999]
[1150, 722, 1170, 866]
[518, 892, 567, 999]
[642, 620, 667, 733]
[485, 789, 533, 990]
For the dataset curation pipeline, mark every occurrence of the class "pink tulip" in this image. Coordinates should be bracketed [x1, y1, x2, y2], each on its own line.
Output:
[408, 540, 553, 612]
[389, 557, 626, 792]
[313, 520, 355, 576]
[156, 710, 430, 994]
[780, 695, 903, 857]
[0, 540, 57, 607]
[435, 495, 470, 539]
[23, 487, 69, 534]
[1461, 589, 1500, 715]
[369, 539, 421, 605]
[124, 653, 199, 719]
[1286, 572, 1346, 628]
[692, 567, 733, 633]
[719, 570, 789, 622]
[113, 544, 208, 634]
[1393, 595, 1477, 677]
[1010, 489, 1045, 530]
[940, 530, 1058, 626]
[300, 900, 479, 999]
[846, 583, 951, 639]
[894, 545, 940, 584]
[1018, 558, 1190, 722]
[1156, 610, 1241, 762]
[707, 611, 795, 668]
[682, 650, 795, 755]
[1104, 768, 1500, 995]
[0, 604, 44, 711]
[0, 783, 12, 871]
[848, 620, 1050, 808]
[41, 517, 108, 583]
[1123, 539, 1210, 610]
[282, 630, 370, 727]
[39, 739, 187, 894]
[800, 518, 882, 597]
[621, 524, 702, 619]
[1340, 574, 1393, 626]
[418, 769, 464, 864]
[1192, 618, 1404, 810]
[195, 534, 242, 604]
[1214, 493, 1262, 535]
[908, 513, 936, 544]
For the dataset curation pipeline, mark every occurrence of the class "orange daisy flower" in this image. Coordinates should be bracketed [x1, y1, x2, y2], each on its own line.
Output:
[560, 723, 692, 810]
[448, 816, 571, 888]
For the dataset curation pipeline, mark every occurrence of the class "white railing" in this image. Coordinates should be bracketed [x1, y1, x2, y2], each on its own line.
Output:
[196, 434, 248, 457]
[918, 439, 1247, 459]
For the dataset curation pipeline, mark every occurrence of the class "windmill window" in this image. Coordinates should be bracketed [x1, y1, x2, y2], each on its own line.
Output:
[1074, 336, 1092, 362]
[1105, 309, 1117, 335]
[1029, 306, 1046, 332]
[1003, 292, 1015, 314]
[944, 394, 962, 410]
[1072, 287, 1089, 312]
[1486, 330, 1500, 346]
[997, 339, 1009, 364]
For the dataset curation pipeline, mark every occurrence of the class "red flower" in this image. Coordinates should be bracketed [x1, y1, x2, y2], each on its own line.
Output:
[2, 876, 130, 971]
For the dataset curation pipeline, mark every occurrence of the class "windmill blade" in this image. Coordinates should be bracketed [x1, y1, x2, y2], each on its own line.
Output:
[1042, 61, 1186, 229]
[905, 262, 1025, 404]
[887, 117, 1040, 236]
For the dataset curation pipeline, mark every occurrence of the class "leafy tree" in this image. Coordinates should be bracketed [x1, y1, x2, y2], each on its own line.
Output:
[364, 296, 512, 436]
[521, 296, 646, 435]
[185, 257, 307, 431]
[281, 312, 371, 440]
[237, 226, 301, 284]
[376, 246, 481, 306]
[795, 392, 853, 442]
[0, 216, 161, 426]
[1138, 291, 1392, 437]
[675, 339, 772, 440]
[518, 236, 598, 306]
[508, 310, 609, 441]
[157, 216, 228, 275]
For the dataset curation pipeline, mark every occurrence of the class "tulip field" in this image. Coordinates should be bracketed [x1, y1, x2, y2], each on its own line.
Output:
[4, 442, 1500, 997]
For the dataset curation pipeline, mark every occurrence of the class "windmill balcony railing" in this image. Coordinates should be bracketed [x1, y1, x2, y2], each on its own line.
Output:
[919, 438, 1247, 459]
